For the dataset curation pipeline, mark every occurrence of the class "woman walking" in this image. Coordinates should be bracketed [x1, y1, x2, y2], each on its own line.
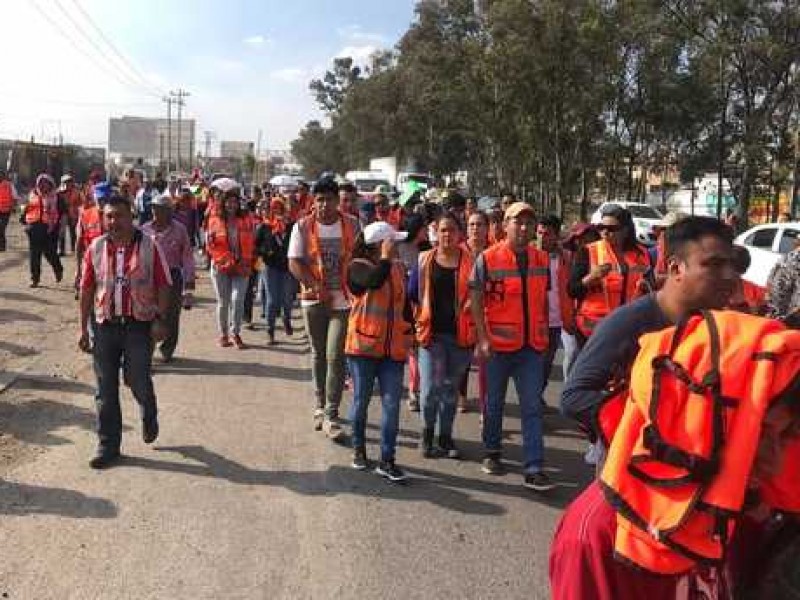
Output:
[206, 182, 255, 349]
[22, 174, 63, 287]
[346, 222, 413, 482]
[256, 197, 296, 344]
[409, 213, 476, 458]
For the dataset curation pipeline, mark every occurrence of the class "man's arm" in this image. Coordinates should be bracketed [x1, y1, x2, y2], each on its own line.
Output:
[469, 254, 491, 359]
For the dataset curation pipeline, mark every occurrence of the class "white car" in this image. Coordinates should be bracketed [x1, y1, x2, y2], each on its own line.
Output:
[735, 222, 800, 287]
[590, 202, 665, 247]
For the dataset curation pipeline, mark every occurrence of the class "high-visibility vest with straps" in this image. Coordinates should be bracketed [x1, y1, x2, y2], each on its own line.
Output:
[0, 181, 13, 213]
[600, 310, 800, 575]
[576, 240, 651, 337]
[295, 213, 356, 302]
[345, 260, 412, 361]
[481, 242, 550, 353]
[89, 232, 159, 323]
[206, 214, 256, 277]
[24, 193, 50, 225]
[415, 248, 476, 348]
[78, 204, 102, 250]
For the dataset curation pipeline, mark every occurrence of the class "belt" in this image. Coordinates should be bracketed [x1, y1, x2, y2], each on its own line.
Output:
[102, 316, 149, 326]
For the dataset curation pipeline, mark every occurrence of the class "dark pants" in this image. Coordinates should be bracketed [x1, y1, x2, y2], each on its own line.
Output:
[540, 327, 563, 405]
[158, 269, 184, 359]
[263, 266, 295, 333]
[243, 270, 259, 323]
[58, 216, 77, 254]
[0, 211, 9, 251]
[26, 223, 62, 284]
[93, 320, 158, 453]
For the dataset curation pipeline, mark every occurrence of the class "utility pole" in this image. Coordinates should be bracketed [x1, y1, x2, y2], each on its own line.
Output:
[162, 95, 173, 173]
[170, 89, 190, 173]
[255, 129, 263, 185]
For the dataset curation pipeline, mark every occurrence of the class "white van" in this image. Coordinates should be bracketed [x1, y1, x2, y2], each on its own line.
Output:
[344, 170, 392, 200]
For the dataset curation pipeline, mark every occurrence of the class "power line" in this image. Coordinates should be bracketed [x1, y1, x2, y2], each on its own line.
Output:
[65, 0, 166, 97]
[29, 0, 156, 98]
[49, 0, 161, 98]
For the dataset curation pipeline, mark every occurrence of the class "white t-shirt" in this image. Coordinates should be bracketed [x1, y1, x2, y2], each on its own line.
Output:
[547, 255, 562, 328]
[288, 219, 350, 310]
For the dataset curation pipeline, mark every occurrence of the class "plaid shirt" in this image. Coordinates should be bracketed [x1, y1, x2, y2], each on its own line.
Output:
[767, 248, 800, 318]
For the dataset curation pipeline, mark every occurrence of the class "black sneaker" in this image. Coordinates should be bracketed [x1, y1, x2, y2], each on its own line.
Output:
[375, 460, 407, 482]
[438, 435, 461, 460]
[481, 455, 506, 475]
[142, 418, 159, 444]
[89, 449, 120, 470]
[351, 447, 368, 471]
[523, 471, 556, 492]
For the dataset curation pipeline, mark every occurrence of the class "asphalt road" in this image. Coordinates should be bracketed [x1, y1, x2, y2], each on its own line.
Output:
[0, 220, 591, 599]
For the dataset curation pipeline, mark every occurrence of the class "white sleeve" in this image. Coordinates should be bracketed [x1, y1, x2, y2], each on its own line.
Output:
[287, 223, 304, 259]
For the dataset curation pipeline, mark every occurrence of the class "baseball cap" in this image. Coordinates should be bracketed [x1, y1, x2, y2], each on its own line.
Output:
[363, 221, 408, 245]
[150, 193, 173, 207]
[504, 201, 535, 221]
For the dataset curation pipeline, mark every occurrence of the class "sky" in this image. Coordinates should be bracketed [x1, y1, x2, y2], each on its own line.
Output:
[0, 0, 417, 153]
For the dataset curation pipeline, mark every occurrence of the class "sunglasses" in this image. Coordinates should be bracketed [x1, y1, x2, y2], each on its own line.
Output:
[597, 224, 621, 233]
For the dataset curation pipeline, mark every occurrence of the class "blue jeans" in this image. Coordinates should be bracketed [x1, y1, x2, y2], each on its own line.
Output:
[262, 267, 295, 332]
[484, 347, 545, 474]
[93, 320, 158, 452]
[348, 356, 404, 462]
[418, 334, 473, 437]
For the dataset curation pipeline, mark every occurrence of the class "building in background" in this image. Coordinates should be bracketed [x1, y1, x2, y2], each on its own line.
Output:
[108, 116, 196, 173]
[220, 141, 254, 160]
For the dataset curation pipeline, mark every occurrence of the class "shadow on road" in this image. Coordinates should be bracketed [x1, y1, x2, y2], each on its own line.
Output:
[0, 480, 117, 518]
[0, 340, 39, 357]
[8, 374, 95, 396]
[156, 357, 310, 382]
[120, 445, 507, 515]
[0, 253, 27, 271]
[0, 397, 101, 446]
[0, 290, 54, 305]
[0, 309, 45, 323]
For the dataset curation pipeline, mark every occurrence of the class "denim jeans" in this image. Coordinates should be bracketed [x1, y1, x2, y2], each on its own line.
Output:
[418, 334, 473, 437]
[93, 320, 158, 452]
[484, 347, 545, 474]
[348, 356, 404, 462]
[210, 265, 248, 336]
[302, 304, 348, 418]
[262, 267, 295, 332]
[540, 327, 563, 404]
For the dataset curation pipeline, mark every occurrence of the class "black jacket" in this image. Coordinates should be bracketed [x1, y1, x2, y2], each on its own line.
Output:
[255, 221, 293, 271]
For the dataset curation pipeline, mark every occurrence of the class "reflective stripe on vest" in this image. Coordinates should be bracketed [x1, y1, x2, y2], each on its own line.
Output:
[24, 194, 49, 225]
[90, 233, 157, 322]
[297, 214, 355, 302]
[600, 310, 800, 575]
[345, 261, 411, 361]
[576, 240, 650, 337]
[0, 181, 13, 212]
[481, 243, 550, 353]
[415, 248, 476, 348]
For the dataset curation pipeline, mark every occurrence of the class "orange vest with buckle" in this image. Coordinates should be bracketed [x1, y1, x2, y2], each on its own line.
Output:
[415, 248, 476, 348]
[89, 233, 159, 323]
[576, 240, 651, 338]
[296, 214, 356, 302]
[481, 242, 550, 353]
[77, 204, 102, 251]
[345, 260, 412, 361]
[600, 310, 800, 575]
[0, 181, 13, 213]
[206, 215, 255, 277]
[24, 193, 50, 225]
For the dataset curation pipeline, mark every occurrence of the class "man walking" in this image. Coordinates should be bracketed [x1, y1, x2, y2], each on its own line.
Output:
[58, 174, 82, 255]
[142, 193, 195, 362]
[470, 201, 556, 491]
[22, 174, 63, 287]
[78, 195, 171, 469]
[288, 178, 358, 441]
[0, 171, 20, 252]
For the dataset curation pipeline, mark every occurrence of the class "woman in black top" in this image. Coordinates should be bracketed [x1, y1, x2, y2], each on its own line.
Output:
[255, 197, 296, 344]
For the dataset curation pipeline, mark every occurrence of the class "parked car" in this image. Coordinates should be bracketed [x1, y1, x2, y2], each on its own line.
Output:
[590, 201, 665, 246]
[734, 222, 800, 287]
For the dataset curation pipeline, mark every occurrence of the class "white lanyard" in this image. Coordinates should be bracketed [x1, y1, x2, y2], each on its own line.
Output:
[114, 247, 126, 316]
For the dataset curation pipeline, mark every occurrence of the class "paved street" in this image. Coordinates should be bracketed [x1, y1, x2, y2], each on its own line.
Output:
[0, 221, 591, 600]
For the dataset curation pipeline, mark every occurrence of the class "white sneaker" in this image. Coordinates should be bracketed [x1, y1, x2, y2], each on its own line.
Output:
[323, 418, 344, 441]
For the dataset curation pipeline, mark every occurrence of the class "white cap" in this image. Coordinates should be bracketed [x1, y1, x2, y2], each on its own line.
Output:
[363, 221, 408, 245]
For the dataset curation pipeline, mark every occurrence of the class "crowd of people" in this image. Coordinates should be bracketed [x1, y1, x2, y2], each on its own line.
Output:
[4, 166, 800, 598]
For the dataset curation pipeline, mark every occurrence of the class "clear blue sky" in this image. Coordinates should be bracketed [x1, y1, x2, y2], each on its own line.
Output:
[1, 0, 418, 150]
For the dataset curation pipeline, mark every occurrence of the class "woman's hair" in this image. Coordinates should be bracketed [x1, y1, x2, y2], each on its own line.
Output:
[435, 210, 464, 232]
[600, 204, 638, 251]
[468, 210, 490, 227]
[401, 213, 426, 243]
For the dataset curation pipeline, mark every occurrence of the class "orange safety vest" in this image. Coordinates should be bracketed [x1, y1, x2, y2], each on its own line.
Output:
[576, 240, 651, 338]
[77, 204, 102, 250]
[24, 193, 51, 225]
[206, 214, 256, 277]
[64, 188, 83, 221]
[89, 232, 159, 322]
[295, 214, 356, 302]
[415, 248, 476, 348]
[600, 310, 800, 575]
[481, 242, 550, 352]
[345, 260, 412, 361]
[0, 181, 13, 213]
